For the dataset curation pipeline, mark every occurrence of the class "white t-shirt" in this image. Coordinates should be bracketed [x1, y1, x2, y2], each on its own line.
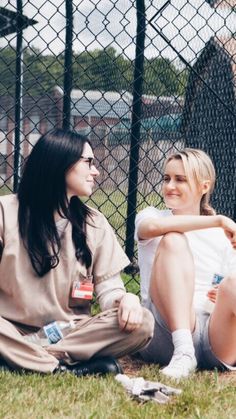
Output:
[135, 207, 236, 311]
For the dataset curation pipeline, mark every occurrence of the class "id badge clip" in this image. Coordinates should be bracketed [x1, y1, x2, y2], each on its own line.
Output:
[71, 274, 94, 300]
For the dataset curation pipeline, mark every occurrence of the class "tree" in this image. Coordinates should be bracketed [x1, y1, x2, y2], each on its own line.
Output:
[73, 47, 133, 92]
[0, 46, 16, 96]
[0, 46, 188, 97]
[143, 57, 188, 97]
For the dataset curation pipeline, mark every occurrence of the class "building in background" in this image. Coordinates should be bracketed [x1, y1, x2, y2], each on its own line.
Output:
[0, 87, 181, 191]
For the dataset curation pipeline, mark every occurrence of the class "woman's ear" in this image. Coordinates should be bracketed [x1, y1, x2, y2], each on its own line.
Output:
[201, 180, 211, 195]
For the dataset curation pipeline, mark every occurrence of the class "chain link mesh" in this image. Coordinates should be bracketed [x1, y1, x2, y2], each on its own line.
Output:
[0, 0, 235, 289]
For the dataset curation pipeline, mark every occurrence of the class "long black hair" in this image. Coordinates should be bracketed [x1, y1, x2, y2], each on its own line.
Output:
[18, 128, 93, 276]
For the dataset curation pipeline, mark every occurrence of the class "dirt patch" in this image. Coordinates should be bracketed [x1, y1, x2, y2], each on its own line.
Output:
[119, 355, 147, 376]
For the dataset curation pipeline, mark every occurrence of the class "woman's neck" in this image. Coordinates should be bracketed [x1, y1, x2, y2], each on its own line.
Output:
[172, 208, 201, 216]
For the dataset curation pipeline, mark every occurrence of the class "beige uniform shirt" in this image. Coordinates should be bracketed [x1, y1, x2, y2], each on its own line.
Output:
[0, 195, 130, 328]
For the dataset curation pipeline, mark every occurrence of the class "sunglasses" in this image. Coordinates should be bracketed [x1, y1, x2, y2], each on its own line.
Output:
[80, 156, 95, 169]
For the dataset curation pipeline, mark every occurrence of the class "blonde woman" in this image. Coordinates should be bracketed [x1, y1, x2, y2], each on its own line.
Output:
[135, 148, 236, 379]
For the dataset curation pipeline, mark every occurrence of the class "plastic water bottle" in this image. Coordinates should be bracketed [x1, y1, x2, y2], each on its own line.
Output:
[204, 273, 224, 314]
[24, 320, 75, 346]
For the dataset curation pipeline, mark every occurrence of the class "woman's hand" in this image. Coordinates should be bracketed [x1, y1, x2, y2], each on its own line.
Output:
[207, 285, 219, 303]
[118, 293, 143, 332]
[220, 215, 236, 249]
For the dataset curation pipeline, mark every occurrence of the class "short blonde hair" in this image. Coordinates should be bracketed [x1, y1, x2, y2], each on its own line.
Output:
[165, 148, 216, 215]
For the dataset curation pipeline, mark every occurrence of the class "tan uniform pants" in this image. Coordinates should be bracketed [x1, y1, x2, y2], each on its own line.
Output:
[0, 308, 154, 373]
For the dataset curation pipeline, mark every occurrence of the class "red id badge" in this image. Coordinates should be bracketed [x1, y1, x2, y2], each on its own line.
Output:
[71, 278, 94, 300]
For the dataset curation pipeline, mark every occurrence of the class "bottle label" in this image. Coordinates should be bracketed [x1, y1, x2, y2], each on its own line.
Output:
[212, 273, 224, 285]
[43, 322, 63, 344]
[204, 273, 224, 314]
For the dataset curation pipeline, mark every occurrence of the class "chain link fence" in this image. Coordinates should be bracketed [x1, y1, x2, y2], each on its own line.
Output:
[0, 0, 235, 286]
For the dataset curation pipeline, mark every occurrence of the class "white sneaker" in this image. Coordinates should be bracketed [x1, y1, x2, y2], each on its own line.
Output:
[160, 352, 197, 380]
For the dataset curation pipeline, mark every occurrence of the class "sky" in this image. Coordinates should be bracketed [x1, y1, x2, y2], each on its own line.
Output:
[1, 0, 235, 65]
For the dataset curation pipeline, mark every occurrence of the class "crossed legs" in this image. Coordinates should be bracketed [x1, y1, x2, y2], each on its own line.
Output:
[0, 308, 154, 373]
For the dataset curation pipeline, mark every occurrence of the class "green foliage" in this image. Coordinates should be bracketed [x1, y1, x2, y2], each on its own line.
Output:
[144, 57, 188, 96]
[0, 46, 188, 96]
[23, 47, 64, 95]
[0, 46, 64, 96]
[0, 45, 16, 96]
[73, 47, 134, 92]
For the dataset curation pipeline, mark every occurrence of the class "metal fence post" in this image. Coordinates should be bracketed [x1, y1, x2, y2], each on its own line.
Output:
[62, 0, 73, 130]
[125, 0, 146, 268]
[13, 0, 23, 192]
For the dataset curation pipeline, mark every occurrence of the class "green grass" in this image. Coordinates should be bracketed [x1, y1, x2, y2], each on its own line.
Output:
[0, 367, 236, 418]
[86, 189, 164, 245]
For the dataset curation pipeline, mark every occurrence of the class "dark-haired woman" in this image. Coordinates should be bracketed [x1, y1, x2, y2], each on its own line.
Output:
[0, 129, 154, 375]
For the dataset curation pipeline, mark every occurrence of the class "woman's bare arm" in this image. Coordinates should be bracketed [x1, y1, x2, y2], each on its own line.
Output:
[138, 214, 236, 248]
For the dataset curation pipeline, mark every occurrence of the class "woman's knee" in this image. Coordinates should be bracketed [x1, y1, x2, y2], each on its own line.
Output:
[159, 232, 189, 254]
[219, 273, 236, 300]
